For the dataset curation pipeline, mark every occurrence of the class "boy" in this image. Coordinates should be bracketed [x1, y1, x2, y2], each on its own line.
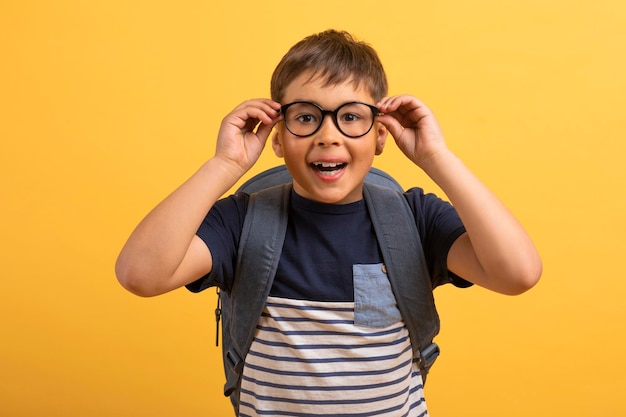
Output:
[116, 30, 542, 416]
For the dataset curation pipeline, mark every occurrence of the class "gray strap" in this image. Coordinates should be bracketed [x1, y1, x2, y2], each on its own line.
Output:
[223, 183, 290, 396]
[363, 183, 440, 377]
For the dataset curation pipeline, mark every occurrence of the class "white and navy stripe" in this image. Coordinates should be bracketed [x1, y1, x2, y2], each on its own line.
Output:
[238, 296, 428, 417]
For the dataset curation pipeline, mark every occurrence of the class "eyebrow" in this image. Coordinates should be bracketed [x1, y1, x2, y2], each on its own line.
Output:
[285, 100, 376, 109]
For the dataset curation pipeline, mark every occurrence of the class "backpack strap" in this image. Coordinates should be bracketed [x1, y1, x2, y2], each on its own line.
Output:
[222, 183, 291, 400]
[363, 182, 441, 378]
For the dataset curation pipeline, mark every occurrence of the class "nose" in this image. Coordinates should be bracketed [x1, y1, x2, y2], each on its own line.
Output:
[315, 113, 342, 146]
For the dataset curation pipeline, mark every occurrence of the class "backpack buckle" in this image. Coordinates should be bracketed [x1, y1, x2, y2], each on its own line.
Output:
[420, 342, 440, 370]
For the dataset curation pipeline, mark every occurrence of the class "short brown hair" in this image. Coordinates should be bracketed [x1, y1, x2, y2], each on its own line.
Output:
[270, 30, 388, 103]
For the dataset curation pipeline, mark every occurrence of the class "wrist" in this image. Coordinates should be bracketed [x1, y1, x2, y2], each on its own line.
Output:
[416, 147, 457, 175]
[199, 157, 248, 193]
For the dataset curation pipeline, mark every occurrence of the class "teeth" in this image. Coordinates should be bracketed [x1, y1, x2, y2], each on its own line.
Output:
[311, 162, 346, 176]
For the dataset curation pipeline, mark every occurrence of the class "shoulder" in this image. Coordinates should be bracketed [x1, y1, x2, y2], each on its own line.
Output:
[208, 192, 249, 225]
[402, 186, 464, 230]
[362, 184, 445, 226]
[402, 187, 460, 223]
[196, 193, 249, 253]
[403, 186, 441, 208]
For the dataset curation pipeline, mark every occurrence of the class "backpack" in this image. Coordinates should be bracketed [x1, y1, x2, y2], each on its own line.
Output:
[215, 165, 441, 409]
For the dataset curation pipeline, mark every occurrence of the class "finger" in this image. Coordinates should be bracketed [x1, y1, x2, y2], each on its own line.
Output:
[229, 105, 279, 132]
[376, 113, 406, 139]
[377, 95, 411, 113]
[234, 99, 281, 119]
[230, 99, 280, 123]
[234, 98, 280, 110]
[254, 116, 280, 140]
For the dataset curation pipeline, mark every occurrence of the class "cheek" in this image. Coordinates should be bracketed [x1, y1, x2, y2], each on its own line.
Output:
[278, 134, 309, 159]
[357, 136, 381, 157]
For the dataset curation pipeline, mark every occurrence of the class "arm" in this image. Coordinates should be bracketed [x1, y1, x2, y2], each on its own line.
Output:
[377, 95, 542, 295]
[115, 99, 281, 296]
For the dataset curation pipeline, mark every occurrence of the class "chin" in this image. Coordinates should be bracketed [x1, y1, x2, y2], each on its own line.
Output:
[315, 188, 362, 204]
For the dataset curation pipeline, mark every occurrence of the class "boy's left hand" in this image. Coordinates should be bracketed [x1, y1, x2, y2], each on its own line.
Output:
[377, 96, 542, 296]
[376, 95, 449, 168]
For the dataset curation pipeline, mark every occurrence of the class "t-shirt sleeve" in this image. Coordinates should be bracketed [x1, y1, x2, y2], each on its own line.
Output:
[404, 187, 472, 289]
[185, 193, 248, 293]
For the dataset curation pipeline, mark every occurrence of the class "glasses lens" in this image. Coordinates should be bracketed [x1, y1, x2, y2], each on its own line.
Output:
[336, 103, 375, 137]
[283, 102, 322, 137]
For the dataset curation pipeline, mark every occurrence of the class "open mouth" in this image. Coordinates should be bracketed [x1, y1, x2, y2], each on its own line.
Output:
[310, 162, 347, 176]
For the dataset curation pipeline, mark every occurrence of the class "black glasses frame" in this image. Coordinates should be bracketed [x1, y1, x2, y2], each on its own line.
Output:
[280, 101, 380, 138]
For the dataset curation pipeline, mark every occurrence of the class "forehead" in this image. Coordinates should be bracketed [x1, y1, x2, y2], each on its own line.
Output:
[281, 71, 375, 106]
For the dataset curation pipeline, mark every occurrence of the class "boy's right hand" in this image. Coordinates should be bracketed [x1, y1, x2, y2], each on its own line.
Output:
[215, 99, 282, 176]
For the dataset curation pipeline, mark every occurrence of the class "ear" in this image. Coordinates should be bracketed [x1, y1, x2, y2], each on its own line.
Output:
[374, 122, 388, 155]
[271, 131, 284, 158]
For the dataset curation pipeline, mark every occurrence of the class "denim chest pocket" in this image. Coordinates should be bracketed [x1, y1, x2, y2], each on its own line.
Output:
[353, 263, 402, 328]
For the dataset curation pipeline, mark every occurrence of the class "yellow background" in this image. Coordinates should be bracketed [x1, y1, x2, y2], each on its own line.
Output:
[1, 0, 625, 415]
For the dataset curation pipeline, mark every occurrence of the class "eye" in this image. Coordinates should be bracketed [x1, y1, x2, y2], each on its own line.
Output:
[295, 113, 318, 124]
[340, 112, 362, 123]
[284, 102, 321, 125]
[338, 103, 372, 124]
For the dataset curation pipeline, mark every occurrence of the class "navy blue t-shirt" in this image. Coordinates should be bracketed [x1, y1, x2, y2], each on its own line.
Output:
[187, 187, 470, 296]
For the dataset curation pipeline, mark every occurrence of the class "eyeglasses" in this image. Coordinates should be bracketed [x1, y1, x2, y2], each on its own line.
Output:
[280, 101, 380, 138]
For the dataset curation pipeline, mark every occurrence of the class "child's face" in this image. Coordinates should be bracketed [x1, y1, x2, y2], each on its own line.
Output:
[272, 71, 388, 204]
